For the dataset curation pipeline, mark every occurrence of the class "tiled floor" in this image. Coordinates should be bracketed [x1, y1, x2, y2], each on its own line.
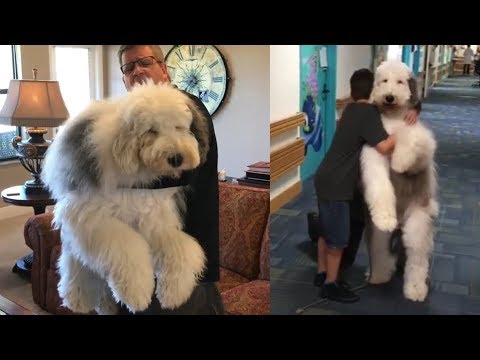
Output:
[270, 75, 480, 315]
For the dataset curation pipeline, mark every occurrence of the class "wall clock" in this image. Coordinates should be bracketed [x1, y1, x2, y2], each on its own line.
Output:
[165, 45, 230, 116]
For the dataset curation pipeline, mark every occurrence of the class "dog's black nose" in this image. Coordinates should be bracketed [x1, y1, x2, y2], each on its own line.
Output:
[385, 95, 394, 103]
[168, 154, 183, 168]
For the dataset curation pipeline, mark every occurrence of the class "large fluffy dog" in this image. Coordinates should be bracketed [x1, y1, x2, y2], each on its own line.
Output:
[360, 60, 439, 302]
[41, 81, 209, 314]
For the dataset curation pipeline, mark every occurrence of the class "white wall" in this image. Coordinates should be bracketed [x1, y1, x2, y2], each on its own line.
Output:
[106, 45, 270, 179]
[269, 45, 301, 202]
[336, 45, 372, 99]
[270, 45, 299, 123]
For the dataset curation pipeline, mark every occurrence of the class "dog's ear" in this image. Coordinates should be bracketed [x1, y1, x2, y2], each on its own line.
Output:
[408, 76, 419, 108]
[186, 98, 210, 165]
[112, 123, 140, 174]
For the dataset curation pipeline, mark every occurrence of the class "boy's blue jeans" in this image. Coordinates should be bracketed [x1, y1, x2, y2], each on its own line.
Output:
[316, 199, 350, 249]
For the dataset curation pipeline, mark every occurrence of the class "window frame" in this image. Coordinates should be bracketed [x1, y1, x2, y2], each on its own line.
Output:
[0, 45, 21, 162]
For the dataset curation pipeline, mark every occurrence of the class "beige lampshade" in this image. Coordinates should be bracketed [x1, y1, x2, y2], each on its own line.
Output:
[0, 79, 70, 127]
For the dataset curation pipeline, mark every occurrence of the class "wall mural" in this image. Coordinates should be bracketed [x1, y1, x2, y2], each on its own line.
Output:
[300, 46, 323, 156]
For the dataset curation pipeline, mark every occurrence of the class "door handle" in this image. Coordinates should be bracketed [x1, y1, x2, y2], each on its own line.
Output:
[322, 83, 329, 100]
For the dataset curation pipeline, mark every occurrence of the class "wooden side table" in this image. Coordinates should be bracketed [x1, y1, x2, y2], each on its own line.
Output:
[1, 185, 55, 280]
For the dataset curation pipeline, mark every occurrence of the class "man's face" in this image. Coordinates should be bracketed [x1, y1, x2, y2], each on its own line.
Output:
[121, 46, 170, 91]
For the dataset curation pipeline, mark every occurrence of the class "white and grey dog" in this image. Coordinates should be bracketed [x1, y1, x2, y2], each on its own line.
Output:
[41, 80, 209, 314]
[360, 60, 439, 302]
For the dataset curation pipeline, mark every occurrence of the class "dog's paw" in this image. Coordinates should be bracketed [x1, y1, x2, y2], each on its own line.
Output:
[391, 157, 409, 174]
[155, 236, 206, 310]
[95, 288, 120, 315]
[364, 268, 370, 280]
[367, 256, 397, 285]
[428, 199, 440, 219]
[59, 285, 96, 314]
[371, 210, 398, 232]
[368, 271, 394, 285]
[156, 273, 198, 310]
[108, 264, 155, 313]
[404, 280, 428, 302]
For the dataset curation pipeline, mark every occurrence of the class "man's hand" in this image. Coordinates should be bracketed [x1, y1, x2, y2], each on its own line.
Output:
[404, 109, 419, 125]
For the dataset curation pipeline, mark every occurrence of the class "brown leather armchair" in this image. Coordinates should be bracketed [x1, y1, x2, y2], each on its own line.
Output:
[23, 181, 270, 315]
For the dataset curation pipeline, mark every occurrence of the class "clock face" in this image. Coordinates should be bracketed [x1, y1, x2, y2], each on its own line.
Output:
[165, 45, 229, 116]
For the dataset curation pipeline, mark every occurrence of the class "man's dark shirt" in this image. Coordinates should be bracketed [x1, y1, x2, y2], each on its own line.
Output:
[145, 92, 219, 283]
[314, 102, 388, 201]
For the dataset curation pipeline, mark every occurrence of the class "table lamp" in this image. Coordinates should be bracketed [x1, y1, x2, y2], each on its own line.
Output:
[0, 69, 70, 194]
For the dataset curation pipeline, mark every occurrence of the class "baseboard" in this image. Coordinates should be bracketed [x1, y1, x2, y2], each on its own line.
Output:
[0, 206, 34, 221]
[270, 180, 302, 214]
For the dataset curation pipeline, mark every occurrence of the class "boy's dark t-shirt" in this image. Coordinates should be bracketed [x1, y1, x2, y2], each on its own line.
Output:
[314, 102, 388, 201]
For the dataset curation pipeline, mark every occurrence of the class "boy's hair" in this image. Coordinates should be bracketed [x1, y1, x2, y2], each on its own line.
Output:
[350, 68, 374, 101]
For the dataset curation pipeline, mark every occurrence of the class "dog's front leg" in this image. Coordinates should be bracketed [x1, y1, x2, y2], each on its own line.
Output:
[361, 146, 397, 232]
[151, 229, 206, 310]
[391, 125, 436, 174]
[63, 217, 155, 314]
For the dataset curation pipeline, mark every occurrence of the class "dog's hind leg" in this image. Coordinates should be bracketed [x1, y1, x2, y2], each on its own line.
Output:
[95, 281, 119, 315]
[366, 221, 397, 284]
[401, 204, 434, 302]
[361, 146, 397, 232]
[57, 243, 101, 314]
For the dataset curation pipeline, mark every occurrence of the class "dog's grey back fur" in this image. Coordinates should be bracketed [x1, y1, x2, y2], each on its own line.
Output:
[390, 167, 435, 217]
[407, 77, 419, 108]
[44, 117, 101, 197]
[186, 97, 210, 165]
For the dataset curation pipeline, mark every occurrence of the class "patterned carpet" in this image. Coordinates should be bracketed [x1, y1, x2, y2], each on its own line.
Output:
[270, 74, 480, 315]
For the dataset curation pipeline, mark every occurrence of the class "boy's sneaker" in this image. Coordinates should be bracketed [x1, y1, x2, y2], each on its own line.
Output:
[321, 281, 360, 303]
[314, 272, 351, 290]
[314, 272, 326, 287]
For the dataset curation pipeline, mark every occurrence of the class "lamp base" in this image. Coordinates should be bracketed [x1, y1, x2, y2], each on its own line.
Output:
[12, 128, 51, 196]
[24, 179, 48, 195]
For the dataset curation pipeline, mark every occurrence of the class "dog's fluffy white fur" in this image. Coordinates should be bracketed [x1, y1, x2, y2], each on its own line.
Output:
[41, 80, 210, 314]
[360, 60, 439, 302]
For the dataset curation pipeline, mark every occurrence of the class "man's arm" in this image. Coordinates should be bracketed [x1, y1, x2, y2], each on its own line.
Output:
[183, 94, 219, 283]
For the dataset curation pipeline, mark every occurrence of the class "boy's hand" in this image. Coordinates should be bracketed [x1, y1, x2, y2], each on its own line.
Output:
[404, 109, 418, 125]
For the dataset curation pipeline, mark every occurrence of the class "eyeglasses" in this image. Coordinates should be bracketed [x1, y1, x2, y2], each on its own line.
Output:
[120, 56, 162, 75]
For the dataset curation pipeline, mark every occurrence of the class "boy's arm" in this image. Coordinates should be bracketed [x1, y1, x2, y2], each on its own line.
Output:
[360, 106, 395, 155]
[375, 134, 396, 155]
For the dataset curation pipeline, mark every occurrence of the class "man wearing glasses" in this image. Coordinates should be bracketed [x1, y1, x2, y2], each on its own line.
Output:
[116, 45, 224, 315]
